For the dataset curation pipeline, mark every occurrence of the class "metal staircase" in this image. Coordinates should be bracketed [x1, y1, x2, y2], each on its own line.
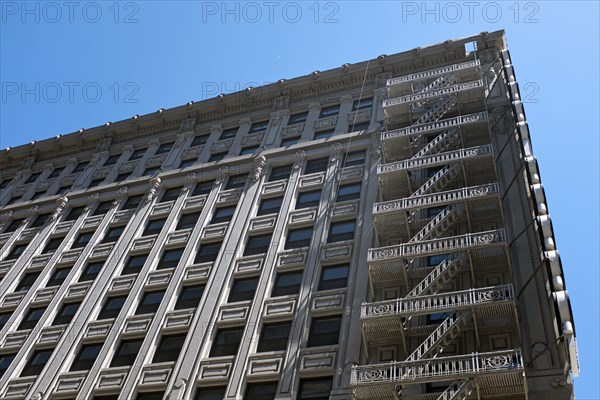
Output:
[406, 311, 471, 362]
[436, 380, 474, 400]
[406, 254, 464, 298]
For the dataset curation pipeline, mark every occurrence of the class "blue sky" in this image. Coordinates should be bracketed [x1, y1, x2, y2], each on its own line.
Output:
[1, 1, 598, 397]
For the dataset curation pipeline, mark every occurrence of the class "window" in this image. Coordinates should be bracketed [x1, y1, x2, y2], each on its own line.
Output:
[25, 172, 42, 184]
[211, 205, 236, 224]
[195, 242, 222, 264]
[257, 197, 283, 216]
[179, 158, 196, 169]
[228, 277, 258, 302]
[280, 137, 300, 147]
[192, 181, 214, 196]
[155, 142, 174, 154]
[152, 333, 187, 363]
[304, 158, 329, 174]
[174, 285, 205, 310]
[93, 396, 120, 400]
[4, 219, 23, 233]
[160, 187, 181, 203]
[244, 233, 272, 256]
[427, 206, 445, 218]
[352, 97, 373, 111]
[103, 226, 125, 243]
[98, 295, 127, 319]
[272, 270, 303, 297]
[47, 168, 62, 179]
[30, 213, 50, 228]
[122, 254, 147, 275]
[319, 264, 349, 290]
[31, 190, 47, 200]
[296, 190, 321, 209]
[348, 121, 370, 132]
[93, 201, 113, 216]
[122, 195, 143, 210]
[79, 261, 104, 282]
[225, 173, 247, 189]
[65, 206, 86, 221]
[177, 212, 200, 230]
[307, 316, 341, 347]
[72, 162, 89, 173]
[427, 254, 448, 267]
[327, 220, 356, 243]
[103, 154, 121, 166]
[220, 127, 238, 140]
[191, 134, 209, 147]
[43, 236, 64, 253]
[288, 111, 308, 125]
[20, 349, 53, 376]
[210, 327, 244, 357]
[0, 312, 12, 329]
[114, 172, 130, 182]
[16, 271, 40, 292]
[209, 152, 227, 162]
[313, 129, 334, 140]
[249, 120, 269, 134]
[6, 243, 27, 260]
[111, 338, 143, 367]
[47, 266, 71, 287]
[159, 248, 184, 270]
[6, 194, 22, 205]
[18, 307, 46, 330]
[245, 382, 278, 399]
[143, 218, 167, 236]
[319, 105, 339, 118]
[135, 291, 165, 315]
[298, 377, 333, 400]
[72, 231, 94, 249]
[0, 353, 16, 379]
[129, 148, 147, 160]
[70, 343, 103, 371]
[194, 387, 226, 400]
[52, 302, 80, 325]
[0, 179, 11, 190]
[88, 178, 104, 188]
[258, 322, 291, 352]
[336, 183, 361, 202]
[285, 227, 313, 249]
[269, 165, 292, 182]
[343, 150, 366, 167]
[143, 166, 161, 176]
[240, 145, 259, 155]
[136, 393, 165, 400]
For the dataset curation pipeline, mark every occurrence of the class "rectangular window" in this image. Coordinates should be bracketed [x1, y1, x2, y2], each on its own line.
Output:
[18, 307, 45, 330]
[288, 111, 308, 125]
[249, 120, 269, 134]
[257, 322, 291, 352]
[195, 242, 222, 264]
[122, 195, 143, 210]
[111, 338, 143, 367]
[192, 181, 214, 196]
[103, 226, 125, 243]
[143, 166, 161, 176]
[336, 183, 361, 202]
[103, 154, 121, 166]
[16, 271, 40, 292]
[136, 393, 165, 400]
[228, 277, 258, 303]
[307, 316, 341, 347]
[177, 212, 200, 231]
[269, 165, 292, 182]
[298, 377, 333, 399]
[285, 227, 313, 249]
[135, 291, 165, 315]
[0, 353, 16, 379]
[352, 97, 373, 111]
[343, 150, 366, 167]
[52, 302, 80, 325]
[71, 343, 103, 371]
[174, 285, 205, 310]
[179, 158, 196, 169]
[194, 387, 226, 400]
[159, 248, 184, 269]
[348, 121, 370, 132]
[211, 205, 236, 224]
[114, 172, 130, 182]
[319, 105, 340, 118]
[4, 219, 24, 233]
[25, 172, 41, 184]
[129, 148, 147, 160]
[6, 194, 22, 205]
[72, 162, 89, 173]
[220, 127, 238, 140]
[93, 201, 113, 216]
[31, 190, 47, 200]
[0, 312, 12, 330]
[47, 266, 71, 287]
[319, 264, 349, 291]
[209, 152, 227, 162]
[143, 218, 167, 236]
[0, 179, 10, 190]
[79, 261, 104, 282]
[240, 145, 259, 156]
[88, 178, 104, 188]
[72, 231, 94, 249]
[6, 243, 27, 260]
[20, 349, 53, 377]
[191, 134, 209, 147]
[155, 142, 174, 155]
[244, 382, 278, 400]
[225, 173, 247, 189]
[304, 158, 329, 174]
[313, 129, 335, 140]
[160, 187, 181, 203]
[30, 213, 50, 228]
[210, 327, 244, 357]
[65, 206, 86, 221]
[280, 137, 300, 147]
[244, 233, 272, 256]
[257, 197, 283, 216]
[272, 271, 303, 297]
[327, 220, 356, 243]
[43, 236, 64, 254]
[122, 254, 147, 275]
[48, 168, 63, 179]
[152, 333, 187, 363]
[427, 206, 445, 218]
[98, 295, 127, 320]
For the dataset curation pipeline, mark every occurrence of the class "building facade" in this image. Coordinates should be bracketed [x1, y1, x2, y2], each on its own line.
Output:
[0, 30, 578, 400]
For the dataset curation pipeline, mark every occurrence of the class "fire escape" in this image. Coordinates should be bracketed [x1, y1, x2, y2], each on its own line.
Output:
[351, 60, 527, 399]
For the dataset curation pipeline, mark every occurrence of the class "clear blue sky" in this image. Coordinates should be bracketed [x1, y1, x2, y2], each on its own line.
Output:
[1, 1, 598, 397]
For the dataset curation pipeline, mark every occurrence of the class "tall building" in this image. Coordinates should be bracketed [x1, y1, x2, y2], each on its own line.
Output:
[0, 30, 578, 400]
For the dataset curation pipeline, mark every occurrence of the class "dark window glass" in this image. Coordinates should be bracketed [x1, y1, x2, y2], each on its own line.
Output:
[4, 219, 23, 233]
[136, 393, 165, 400]
[98, 296, 127, 320]
[209, 152, 227, 162]
[319, 264, 349, 291]
[211, 205, 236, 224]
[31, 190, 47, 200]
[43, 237, 64, 254]
[220, 127, 238, 140]
[228, 277, 258, 302]
[245, 381, 278, 400]
[305, 158, 329, 174]
[16, 271, 41, 292]
[0, 312, 13, 330]
[103, 226, 125, 243]
[348, 121, 370, 132]
[285, 227, 313, 249]
[225, 174, 247, 189]
[129, 148, 147, 160]
[103, 154, 121, 166]
[155, 142, 174, 155]
[296, 190, 321, 209]
[160, 187, 181, 203]
[192, 181, 214, 196]
[194, 387, 226, 400]
[47, 267, 71, 287]
[327, 220, 356, 243]
[48, 168, 63, 179]
[195, 242, 222, 264]
[298, 377, 333, 400]
[152, 333, 187, 363]
[244, 233, 272, 256]
[280, 137, 300, 147]
[179, 158, 196, 169]
[336, 183, 361, 202]
[191, 134, 209, 147]
[18, 307, 45, 330]
[257, 322, 291, 352]
[257, 197, 283, 216]
[122, 254, 147, 275]
[272, 270, 303, 297]
[177, 212, 200, 230]
[210, 328, 244, 357]
[135, 291, 165, 315]
[30, 213, 50, 228]
[65, 206, 86, 221]
[111, 338, 143, 367]
[427, 254, 448, 267]
[79, 261, 104, 282]
[70, 343, 103, 371]
[307, 317, 341, 347]
[122, 195, 143, 210]
[93, 201, 113, 216]
[6, 243, 28, 260]
[175, 285, 205, 310]
[319, 105, 339, 118]
[269, 165, 292, 182]
[7, 194, 23, 205]
[115, 172, 130, 182]
[249, 120, 269, 134]
[25, 172, 41, 184]
[143, 218, 167, 236]
[343, 150, 366, 167]
[93, 396, 120, 400]
[0, 353, 16, 379]
[427, 206, 446, 218]
[53, 302, 80, 325]
[352, 97, 373, 111]
[20, 349, 53, 376]
[0, 179, 10, 190]
[72, 162, 88, 173]
[72, 231, 94, 249]
[89, 178, 105, 188]
[427, 311, 453, 325]
[143, 166, 161, 176]
[288, 112, 308, 125]
[240, 145, 259, 156]
[313, 129, 334, 140]
[159, 248, 184, 270]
